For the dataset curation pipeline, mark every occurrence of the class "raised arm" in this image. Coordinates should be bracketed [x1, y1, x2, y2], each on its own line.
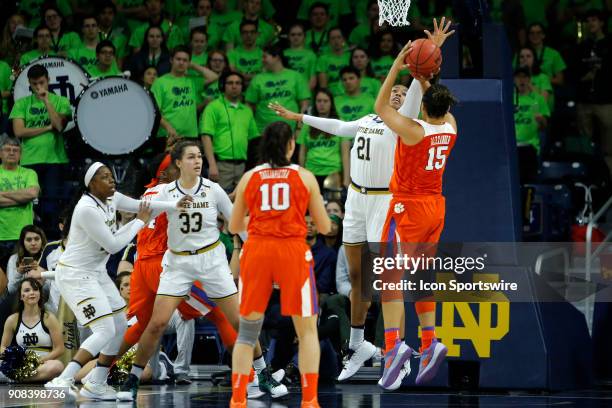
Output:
[268, 102, 361, 138]
[397, 17, 454, 119]
[375, 42, 425, 146]
[79, 204, 150, 254]
[114, 191, 190, 215]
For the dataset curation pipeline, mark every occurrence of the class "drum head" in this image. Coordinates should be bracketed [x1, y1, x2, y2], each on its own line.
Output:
[75, 77, 159, 155]
[14, 56, 90, 132]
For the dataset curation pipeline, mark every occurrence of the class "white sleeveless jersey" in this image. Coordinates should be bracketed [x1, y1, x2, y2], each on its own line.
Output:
[15, 316, 52, 357]
[156, 177, 233, 252]
[60, 193, 119, 272]
[350, 114, 398, 188]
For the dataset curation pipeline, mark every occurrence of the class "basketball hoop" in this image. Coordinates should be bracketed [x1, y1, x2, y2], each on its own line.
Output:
[378, 0, 411, 27]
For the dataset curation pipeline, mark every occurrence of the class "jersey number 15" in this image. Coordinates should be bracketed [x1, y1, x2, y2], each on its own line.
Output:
[425, 146, 448, 171]
[260, 183, 290, 211]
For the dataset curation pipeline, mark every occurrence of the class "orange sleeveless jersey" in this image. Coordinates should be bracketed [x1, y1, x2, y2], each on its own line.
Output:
[137, 188, 168, 260]
[390, 119, 457, 196]
[244, 164, 310, 239]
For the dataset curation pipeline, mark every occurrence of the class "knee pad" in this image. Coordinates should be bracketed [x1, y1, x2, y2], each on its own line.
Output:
[235, 317, 263, 348]
[100, 313, 128, 356]
[80, 316, 116, 356]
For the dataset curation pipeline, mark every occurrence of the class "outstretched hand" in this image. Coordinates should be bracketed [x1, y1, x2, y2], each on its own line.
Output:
[393, 40, 413, 71]
[424, 17, 455, 48]
[268, 102, 302, 121]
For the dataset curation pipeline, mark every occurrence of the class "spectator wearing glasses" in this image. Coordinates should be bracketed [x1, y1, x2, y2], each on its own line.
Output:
[524, 22, 566, 86]
[69, 15, 105, 74]
[223, 0, 277, 51]
[41, 5, 81, 55]
[227, 21, 264, 84]
[19, 25, 57, 66]
[88, 41, 122, 79]
[0, 137, 40, 263]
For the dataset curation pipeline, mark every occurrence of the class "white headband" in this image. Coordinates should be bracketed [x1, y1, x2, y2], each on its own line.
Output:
[84, 162, 105, 187]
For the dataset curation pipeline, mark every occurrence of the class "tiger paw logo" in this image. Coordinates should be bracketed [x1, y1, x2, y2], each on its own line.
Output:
[305, 250, 313, 262]
[394, 203, 405, 214]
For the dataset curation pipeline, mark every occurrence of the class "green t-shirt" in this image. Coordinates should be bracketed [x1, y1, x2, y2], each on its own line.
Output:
[521, 0, 552, 26]
[210, 10, 243, 35]
[223, 19, 276, 49]
[408, 1, 453, 24]
[115, 0, 146, 33]
[0, 61, 11, 116]
[330, 76, 380, 98]
[202, 81, 221, 103]
[534, 46, 566, 78]
[531, 72, 554, 112]
[228, 46, 264, 76]
[245, 68, 311, 133]
[9, 93, 72, 165]
[199, 96, 259, 160]
[0, 166, 39, 240]
[129, 20, 186, 51]
[334, 92, 375, 121]
[297, 125, 342, 176]
[304, 29, 330, 55]
[514, 91, 550, 152]
[349, 23, 371, 48]
[68, 47, 98, 73]
[52, 32, 82, 54]
[297, 0, 351, 27]
[100, 29, 129, 59]
[87, 64, 122, 79]
[19, 50, 58, 66]
[188, 52, 209, 105]
[284, 47, 318, 85]
[20, 0, 72, 28]
[165, 0, 196, 29]
[151, 73, 198, 138]
[371, 55, 411, 79]
[315, 51, 350, 86]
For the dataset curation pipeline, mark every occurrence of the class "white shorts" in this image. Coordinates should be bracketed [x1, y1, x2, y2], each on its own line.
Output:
[157, 242, 237, 299]
[55, 265, 126, 326]
[343, 187, 392, 244]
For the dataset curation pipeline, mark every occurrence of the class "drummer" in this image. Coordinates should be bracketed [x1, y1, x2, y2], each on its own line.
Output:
[88, 41, 122, 79]
[9, 64, 71, 238]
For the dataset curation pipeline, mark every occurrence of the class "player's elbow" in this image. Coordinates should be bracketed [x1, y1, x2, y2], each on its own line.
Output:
[316, 219, 332, 236]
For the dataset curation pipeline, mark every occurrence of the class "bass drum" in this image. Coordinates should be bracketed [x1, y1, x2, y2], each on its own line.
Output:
[75, 76, 160, 155]
[13, 56, 90, 131]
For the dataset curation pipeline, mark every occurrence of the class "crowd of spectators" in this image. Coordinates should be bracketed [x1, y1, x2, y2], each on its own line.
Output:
[0, 0, 610, 382]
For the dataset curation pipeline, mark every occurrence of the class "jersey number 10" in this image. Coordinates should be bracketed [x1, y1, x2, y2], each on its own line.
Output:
[260, 183, 290, 211]
[425, 146, 449, 170]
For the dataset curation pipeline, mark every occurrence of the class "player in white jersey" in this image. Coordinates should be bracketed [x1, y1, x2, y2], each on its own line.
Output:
[45, 161, 188, 400]
[270, 18, 454, 384]
[117, 140, 286, 401]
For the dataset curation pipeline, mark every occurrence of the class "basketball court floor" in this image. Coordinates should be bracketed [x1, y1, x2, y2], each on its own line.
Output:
[2, 365, 612, 407]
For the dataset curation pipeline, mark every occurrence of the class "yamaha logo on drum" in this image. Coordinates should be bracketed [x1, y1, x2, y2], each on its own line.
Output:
[91, 83, 129, 100]
[41, 61, 65, 68]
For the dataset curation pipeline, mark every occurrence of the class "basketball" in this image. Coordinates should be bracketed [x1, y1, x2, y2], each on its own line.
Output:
[404, 38, 442, 77]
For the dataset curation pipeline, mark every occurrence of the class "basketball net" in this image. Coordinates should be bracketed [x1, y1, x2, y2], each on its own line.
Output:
[378, 0, 411, 27]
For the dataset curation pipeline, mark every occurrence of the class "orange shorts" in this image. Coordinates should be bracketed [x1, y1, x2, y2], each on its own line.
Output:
[127, 256, 215, 333]
[239, 238, 317, 317]
[379, 195, 446, 301]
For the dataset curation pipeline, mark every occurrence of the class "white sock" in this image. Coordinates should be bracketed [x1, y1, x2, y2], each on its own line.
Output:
[59, 361, 82, 380]
[253, 355, 266, 373]
[89, 364, 110, 384]
[349, 327, 365, 350]
[130, 364, 144, 379]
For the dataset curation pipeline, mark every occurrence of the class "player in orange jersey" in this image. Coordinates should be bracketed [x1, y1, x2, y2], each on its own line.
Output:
[228, 122, 331, 408]
[374, 40, 458, 388]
